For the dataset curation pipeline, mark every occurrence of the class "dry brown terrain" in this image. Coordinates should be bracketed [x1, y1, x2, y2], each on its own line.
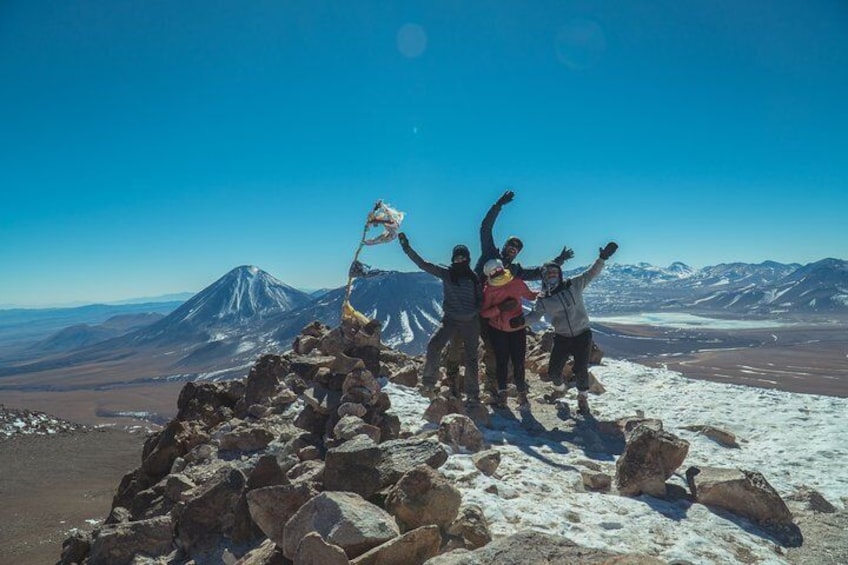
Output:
[0, 429, 145, 565]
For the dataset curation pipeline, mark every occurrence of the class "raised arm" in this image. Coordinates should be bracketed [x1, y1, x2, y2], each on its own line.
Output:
[574, 242, 618, 290]
[398, 233, 447, 279]
[480, 190, 514, 259]
[517, 246, 574, 281]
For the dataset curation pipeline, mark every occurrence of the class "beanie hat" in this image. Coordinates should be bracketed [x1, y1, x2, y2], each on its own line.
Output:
[452, 244, 470, 262]
[483, 258, 505, 278]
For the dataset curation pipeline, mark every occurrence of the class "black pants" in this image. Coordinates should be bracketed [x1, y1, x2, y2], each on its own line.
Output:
[548, 329, 593, 392]
[488, 327, 527, 393]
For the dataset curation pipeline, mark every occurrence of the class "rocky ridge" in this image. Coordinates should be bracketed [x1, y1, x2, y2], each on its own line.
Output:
[56, 317, 841, 564]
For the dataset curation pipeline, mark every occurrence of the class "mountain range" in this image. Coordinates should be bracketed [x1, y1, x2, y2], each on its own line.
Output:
[0, 259, 845, 385]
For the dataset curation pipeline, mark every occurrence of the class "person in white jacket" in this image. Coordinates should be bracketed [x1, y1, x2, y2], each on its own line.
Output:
[526, 242, 618, 416]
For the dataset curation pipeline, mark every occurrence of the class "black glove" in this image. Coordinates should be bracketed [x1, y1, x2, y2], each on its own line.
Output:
[599, 242, 618, 260]
[496, 190, 515, 207]
[398, 232, 410, 249]
[509, 314, 526, 328]
[498, 298, 519, 312]
[556, 246, 575, 263]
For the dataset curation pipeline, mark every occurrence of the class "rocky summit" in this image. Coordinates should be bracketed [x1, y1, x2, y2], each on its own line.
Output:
[54, 315, 842, 565]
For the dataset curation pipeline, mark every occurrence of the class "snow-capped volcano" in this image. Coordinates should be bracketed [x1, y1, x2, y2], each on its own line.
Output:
[133, 266, 311, 343]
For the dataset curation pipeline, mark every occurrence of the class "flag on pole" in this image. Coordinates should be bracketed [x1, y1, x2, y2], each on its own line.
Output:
[363, 202, 405, 246]
[343, 200, 405, 322]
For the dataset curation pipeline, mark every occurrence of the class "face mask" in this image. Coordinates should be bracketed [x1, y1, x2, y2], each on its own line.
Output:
[544, 274, 560, 290]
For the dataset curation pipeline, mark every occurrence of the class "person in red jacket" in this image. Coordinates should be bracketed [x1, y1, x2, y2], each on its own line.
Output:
[480, 258, 537, 410]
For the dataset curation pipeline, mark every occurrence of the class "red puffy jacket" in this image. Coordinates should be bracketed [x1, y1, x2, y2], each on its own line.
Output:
[481, 276, 536, 332]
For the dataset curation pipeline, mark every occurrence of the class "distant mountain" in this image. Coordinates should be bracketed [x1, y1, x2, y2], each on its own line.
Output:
[683, 258, 848, 314]
[27, 313, 165, 354]
[0, 301, 183, 356]
[274, 271, 443, 353]
[131, 266, 312, 344]
[108, 292, 194, 305]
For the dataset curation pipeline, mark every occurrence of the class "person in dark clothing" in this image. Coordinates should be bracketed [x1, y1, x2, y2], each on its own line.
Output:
[398, 232, 482, 404]
[446, 190, 574, 403]
[526, 242, 618, 416]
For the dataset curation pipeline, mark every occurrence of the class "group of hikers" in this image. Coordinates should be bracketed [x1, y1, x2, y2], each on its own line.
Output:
[398, 190, 618, 417]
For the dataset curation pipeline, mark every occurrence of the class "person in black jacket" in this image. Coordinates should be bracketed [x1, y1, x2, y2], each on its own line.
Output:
[446, 190, 574, 403]
[398, 233, 482, 405]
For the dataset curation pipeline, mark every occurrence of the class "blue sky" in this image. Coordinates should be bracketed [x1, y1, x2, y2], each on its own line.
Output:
[1, 1, 846, 307]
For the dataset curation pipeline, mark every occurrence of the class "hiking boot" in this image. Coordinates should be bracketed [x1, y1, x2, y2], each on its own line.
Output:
[517, 391, 530, 412]
[577, 394, 591, 416]
[495, 390, 509, 409]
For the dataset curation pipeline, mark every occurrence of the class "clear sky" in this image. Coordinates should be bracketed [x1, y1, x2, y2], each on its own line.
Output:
[1, 1, 846, 307]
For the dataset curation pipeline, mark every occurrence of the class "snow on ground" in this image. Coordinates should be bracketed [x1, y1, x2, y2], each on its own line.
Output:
[594, 312, 790, 330]
[384, 360, 848, 564]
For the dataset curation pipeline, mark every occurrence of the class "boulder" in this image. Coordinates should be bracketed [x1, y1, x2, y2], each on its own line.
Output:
[303, 385, 344, 416]
[686, 466, 793, 525]
[324, 436, 383, 498]
[471, 450, 501, 477]
[681, 424, 740, 448]
[385, 464, 462, 531]
[581, 471, 612, 492]
[290, 355, 337, 381]
[324, 436, 448, 499]
[177, 381, 243, 426]
[615, 425, 689, 498]
[177, 467, 246, 553]
[438, 414, 484, 453]
[282, 491, 400, 560]
[338, 402, 368, 418]
[233, 538, 287, 565]
[424, 397, 465, 425]
[389, 364, 419, 387]
[598, 417, 663, 442]
[334, 415, 382, 443]
[247, 482, 320, 546]
[219, 425, 275, 452]
[351, 525, 441, 565]
[294, 335, 321, 355]
[786, 486, 837, 514]
[294, 404, 330, 436]
[164, 474, 196, 502]
[377, 413, 402, 444]
[87, 516, 174, 565]
[295, 532, 350, 565]
[423, 530, 622, 564]
[244, 354, 291, 408]
[58, 530, 91, 565]
[446, 504, 491, 549]
[301, 320, 330, 338]
[141, 420, 201, 480]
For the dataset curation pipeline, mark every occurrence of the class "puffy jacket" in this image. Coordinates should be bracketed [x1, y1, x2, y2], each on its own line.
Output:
[401, 242, 481, 321]
[481, 276, 536, 332]
[526, 258, 605, 337]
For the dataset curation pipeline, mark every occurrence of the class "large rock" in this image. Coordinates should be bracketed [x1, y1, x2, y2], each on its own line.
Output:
[219, 425, 276, 452]
[389, 364, 419, 387]
[290, 354, 337, 381]
[351, 525, 441, 565]
[247, 483, 320, 546]
[295, 532, 350, 565]
[58, 530, 92, 565]
[423, 397, 465, 425]
[786, 486, 837, 514]
[681, 424, 739, 448]
[323, 436, 383, 498]
[177, 381, 243, 426]
[87, 516, 174, 565]
[282, 491, 400, 560]
[423, 530, 625, 564]
[446, 505, 491, 549]
[334, 415, 382, 443]
[177, 467, 246, 553]
[234, 538, 287, 565]
[471, 450, 500, 477]
[142, 420, 206, 480]
[438, 414, 484, 453]
[615, 425, 689, 498]
[324, 436, 448, 499]
[385, 464, 462, 531]
[244, 354, 291, 408]
[686, 466, 793, 525]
